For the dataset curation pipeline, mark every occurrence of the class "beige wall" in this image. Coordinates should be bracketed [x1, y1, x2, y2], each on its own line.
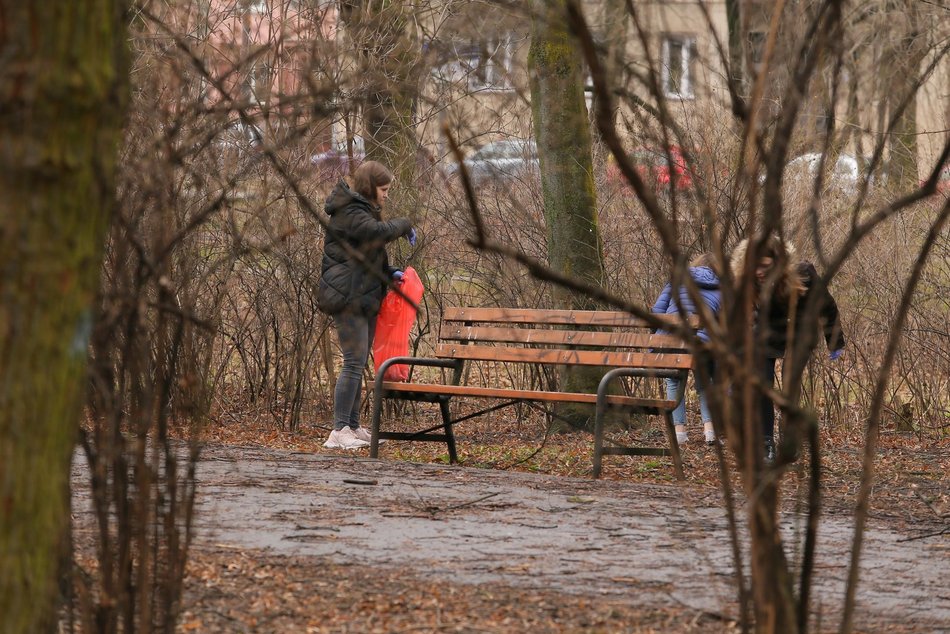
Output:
[416, 2, 533, 159]
[386, 0, 948, 172]
[417, 1, 740, 157]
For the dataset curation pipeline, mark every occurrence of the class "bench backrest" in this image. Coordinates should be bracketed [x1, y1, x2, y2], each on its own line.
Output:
[437, 307, 693, 373]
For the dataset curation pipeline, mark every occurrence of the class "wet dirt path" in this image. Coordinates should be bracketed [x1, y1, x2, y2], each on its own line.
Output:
[176, 444, 949, 630]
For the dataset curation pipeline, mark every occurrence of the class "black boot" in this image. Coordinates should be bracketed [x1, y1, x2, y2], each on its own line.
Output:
[778, 435, 802, 463]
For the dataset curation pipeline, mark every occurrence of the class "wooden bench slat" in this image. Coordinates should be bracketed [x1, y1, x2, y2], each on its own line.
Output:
[443, 307, 645, 326]
[439, 324, 686, 349]
[434, 343, 693, 370]
[372, 306, 690, 481]
[443, 307, 698, 328]
[381, 381, 676, 410]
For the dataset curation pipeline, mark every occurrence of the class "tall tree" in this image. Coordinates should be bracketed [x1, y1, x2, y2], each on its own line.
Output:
[529, 0, 606, 428]
[724, 0, 747, 99]
[881, 0, 927, 190]
[342, 0, 422, 223]
[0, 2, 128, 631]
[589, 0, 628, 142]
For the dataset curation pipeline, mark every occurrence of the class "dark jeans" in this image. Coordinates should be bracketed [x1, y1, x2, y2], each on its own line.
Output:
[332, 310, 377, 431]
[758, 356, 778, 442]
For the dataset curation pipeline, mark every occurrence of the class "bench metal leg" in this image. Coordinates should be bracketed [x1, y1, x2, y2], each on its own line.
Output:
[439, 399, 458, 463]
[592, 392, 607, 479]
[370, 383, 384, 458]
[662, 409, 685, 480]
[595, 368, 686, 480]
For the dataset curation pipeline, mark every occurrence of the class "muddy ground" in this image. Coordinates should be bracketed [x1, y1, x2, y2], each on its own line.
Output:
[72, 436, 950, 633]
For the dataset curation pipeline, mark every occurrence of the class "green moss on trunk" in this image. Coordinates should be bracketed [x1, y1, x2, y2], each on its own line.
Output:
[528, 1, 608, 430]
[0, 3, 128, 631]
[529, 15, 603, 304]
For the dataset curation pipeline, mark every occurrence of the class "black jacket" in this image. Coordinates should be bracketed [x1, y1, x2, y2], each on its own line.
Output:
[759, 262, 846, 358]
[317, 181, 411, 316]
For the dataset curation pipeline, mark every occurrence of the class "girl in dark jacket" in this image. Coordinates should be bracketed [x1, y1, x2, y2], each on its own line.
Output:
[652, 253, 722, 446]
[317, 161, 415, 449]
[730, 236, 845, 464]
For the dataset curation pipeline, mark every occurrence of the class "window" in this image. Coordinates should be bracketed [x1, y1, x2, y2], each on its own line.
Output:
[432, 36, 514, 91]
[244, 62, 272, 106]
[748, 31, 766, 65]
[660, 35, 696, 99]
[747, 31, 766, 75]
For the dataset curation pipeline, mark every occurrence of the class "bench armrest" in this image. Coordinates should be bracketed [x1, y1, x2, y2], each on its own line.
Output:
[374, 356, 462, 393]
[595, 367, 686, 417]
[596, 366, 685, 388]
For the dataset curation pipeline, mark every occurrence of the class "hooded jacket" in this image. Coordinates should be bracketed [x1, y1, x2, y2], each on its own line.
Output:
[317, 180, 412, 316]
[651, 266, 721, 342]
[730, 239, 845, 358]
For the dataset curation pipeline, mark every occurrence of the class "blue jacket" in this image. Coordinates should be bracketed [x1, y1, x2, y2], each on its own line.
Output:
[651, 266, 722, 342]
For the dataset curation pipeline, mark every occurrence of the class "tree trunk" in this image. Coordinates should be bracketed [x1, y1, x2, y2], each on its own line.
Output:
[0, 2, 128, 632]
[725, 0, 746, 97]
[529, 0, 607, 430]
[748, 480, 800, 633]
[589, 0, 628, 144]
[884, 27, 926, 191]
[344, 0, 421, 223]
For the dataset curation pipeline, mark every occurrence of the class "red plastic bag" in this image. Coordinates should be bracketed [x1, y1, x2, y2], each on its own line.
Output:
[373, 266, 424, 382]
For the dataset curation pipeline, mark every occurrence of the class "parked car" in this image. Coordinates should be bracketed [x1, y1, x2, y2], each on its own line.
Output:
[921, 164, 950, 194]
[653, 146, 693, 192]
[784, 152, 860, 197]
[607, 146, 694, 195]
[310, 136, 365, 180]
[310, 137, 448, 185]
[446, 139, 539, 186]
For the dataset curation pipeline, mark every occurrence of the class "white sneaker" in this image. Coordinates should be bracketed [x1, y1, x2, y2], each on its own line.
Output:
[352, 426, 385, 445]
[704, 429, 718, 445]
[323, 427, 370, 449]
[675, 426, 688, 445]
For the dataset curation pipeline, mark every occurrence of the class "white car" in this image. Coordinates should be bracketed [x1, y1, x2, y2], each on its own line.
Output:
[785, 152, 861, 197]
[447, 139, 539, 186]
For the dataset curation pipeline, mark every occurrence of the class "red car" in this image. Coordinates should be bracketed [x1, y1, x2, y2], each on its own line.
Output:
[607, 146, 694, 195]
[921, 164, 950, 194]
[653, 146, 693, 191]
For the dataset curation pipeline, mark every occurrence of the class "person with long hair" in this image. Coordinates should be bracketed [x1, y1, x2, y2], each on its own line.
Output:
[317, 161, 416, 449]
[652, 253, 722, 446]
[731, 235, 845, 464]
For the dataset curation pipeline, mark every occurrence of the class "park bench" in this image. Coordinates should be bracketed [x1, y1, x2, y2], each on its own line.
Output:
[369, 307, 693, 479]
